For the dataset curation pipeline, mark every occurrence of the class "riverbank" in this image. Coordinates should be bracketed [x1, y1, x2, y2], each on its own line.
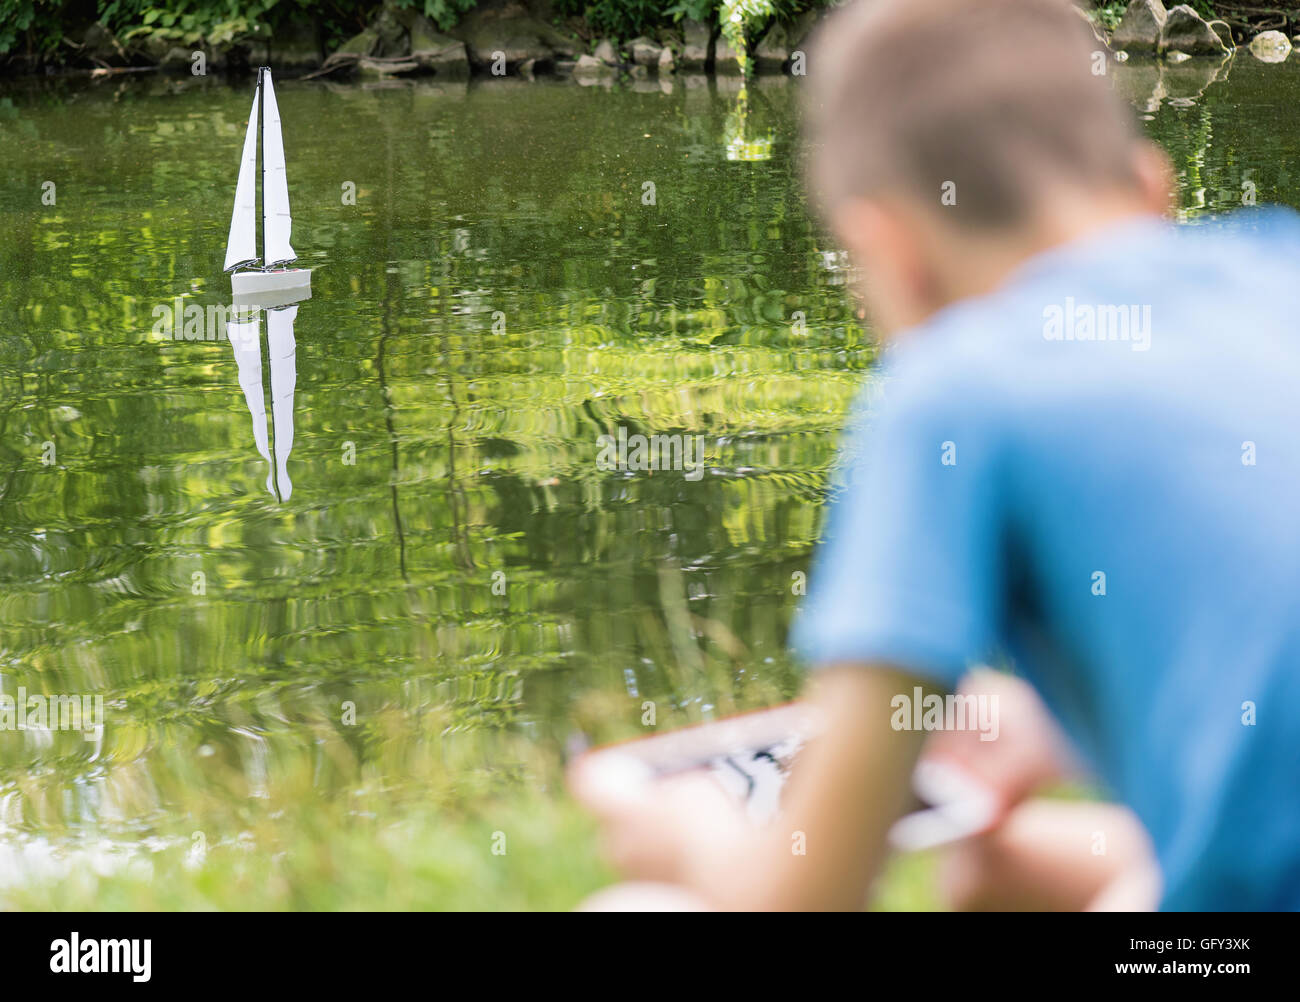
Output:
[6, 2, 1300, 82]
[1, 0, 822, 79]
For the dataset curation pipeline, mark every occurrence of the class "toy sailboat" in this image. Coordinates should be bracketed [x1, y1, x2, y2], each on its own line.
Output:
[225, 67, 311, 306]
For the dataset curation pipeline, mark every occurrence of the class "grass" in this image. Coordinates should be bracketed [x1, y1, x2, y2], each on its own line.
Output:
[0, 568, 943, 911]
[1, 791, 940, 911]
[0, 696, 941, 910]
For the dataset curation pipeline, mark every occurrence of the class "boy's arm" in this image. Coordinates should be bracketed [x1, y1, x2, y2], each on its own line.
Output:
[573, 664, 931, 910]
[715, 664, 930, 910]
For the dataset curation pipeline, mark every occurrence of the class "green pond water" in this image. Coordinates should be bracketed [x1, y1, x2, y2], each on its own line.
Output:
[1, 55, 1299, 898]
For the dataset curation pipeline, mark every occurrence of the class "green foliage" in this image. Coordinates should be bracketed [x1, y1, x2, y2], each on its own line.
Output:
[0, 0, 348, 59]
[0, 0, 1265, 64]
[104, 0, 279, 45]
[0, 0, 844, 62]
[1090, 1, 1127, 33]
[664, 0, 714, 24]
[720, 0, 772, 73]
[0, 0, 65, 56]
[555, 0, 666, 40]
[388, 0, 478, 33]
[1090, 1, 1224, 33]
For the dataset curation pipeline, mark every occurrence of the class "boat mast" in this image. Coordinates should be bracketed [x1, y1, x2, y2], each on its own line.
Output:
[257, 66, 266, 273]
[260, 67, 296, 270]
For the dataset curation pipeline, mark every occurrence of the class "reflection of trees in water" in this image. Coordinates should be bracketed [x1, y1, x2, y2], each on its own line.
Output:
[5, 56, 1300, 842]
[723, 87, 776, 163]
[0, 79, 902, 825]
[377, 121, 409, 582]
[1112, 53, 1300, 216]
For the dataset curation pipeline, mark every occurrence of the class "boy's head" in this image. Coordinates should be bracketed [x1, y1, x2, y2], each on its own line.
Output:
[807, 0, 1173, 335]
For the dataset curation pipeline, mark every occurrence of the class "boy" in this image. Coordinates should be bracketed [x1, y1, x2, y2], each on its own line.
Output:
[573, 0, 1300, 910]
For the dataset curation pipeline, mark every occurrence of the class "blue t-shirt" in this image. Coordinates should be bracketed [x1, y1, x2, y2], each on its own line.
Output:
[791, 208, 1300, 911]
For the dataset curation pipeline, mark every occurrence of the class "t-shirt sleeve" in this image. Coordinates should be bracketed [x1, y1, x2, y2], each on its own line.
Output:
[790, 369, 1006, 690]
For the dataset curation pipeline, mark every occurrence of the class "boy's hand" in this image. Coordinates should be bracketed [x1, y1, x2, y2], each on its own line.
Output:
[920, 668, 1075, 810]
[573, 665, 928, 910]
[569, 755, 750, 896]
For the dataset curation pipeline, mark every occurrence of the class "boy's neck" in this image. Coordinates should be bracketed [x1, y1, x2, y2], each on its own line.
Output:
[938, 198, 1162, 308]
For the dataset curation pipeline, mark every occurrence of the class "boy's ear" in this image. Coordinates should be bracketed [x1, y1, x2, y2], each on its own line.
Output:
[1132, 140, 1176, 219]
[831, 197, 932, 335]
[832, 197, 894, 265]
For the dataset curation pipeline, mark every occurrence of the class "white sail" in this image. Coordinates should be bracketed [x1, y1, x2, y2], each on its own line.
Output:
[267, 305, 298, 501]
[228, 309, 275, 496]
[261, 70, 296, 268]
[224, 83, 260, 272]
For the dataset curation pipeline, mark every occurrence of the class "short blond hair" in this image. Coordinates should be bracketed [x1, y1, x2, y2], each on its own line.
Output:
[806, 0, 1142, 228]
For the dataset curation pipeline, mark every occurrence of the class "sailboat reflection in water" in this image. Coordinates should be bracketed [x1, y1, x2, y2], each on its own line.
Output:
[224, 66, 310, 501]
[228, 308, 297, 500]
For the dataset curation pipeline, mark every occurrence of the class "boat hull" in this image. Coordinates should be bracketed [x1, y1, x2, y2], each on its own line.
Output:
[231, 268, 312, 309]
